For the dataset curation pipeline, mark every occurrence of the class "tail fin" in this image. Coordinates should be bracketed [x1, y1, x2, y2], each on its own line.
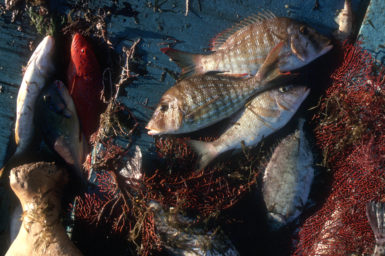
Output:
[188, 140, 218, 170]
[161, 48, 200, 78]
[366, 201, 385, 254]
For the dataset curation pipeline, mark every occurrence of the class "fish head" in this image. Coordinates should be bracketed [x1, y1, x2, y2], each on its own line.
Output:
[280, 23, 332, 71]
[272, 85, 310, 112]
[34, 35, 55, 76]
[146, 93, 183, 135]
[41, 80, 73, 118]
[37, 81, 87, 172]
[70, 33, 99, 78]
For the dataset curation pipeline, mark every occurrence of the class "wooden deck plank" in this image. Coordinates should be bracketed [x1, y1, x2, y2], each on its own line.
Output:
[0, 13, 36, 166]
[358, 0, 385, 63]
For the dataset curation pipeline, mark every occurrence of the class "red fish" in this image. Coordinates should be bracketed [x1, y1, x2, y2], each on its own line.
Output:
[67, 33, 105, 141]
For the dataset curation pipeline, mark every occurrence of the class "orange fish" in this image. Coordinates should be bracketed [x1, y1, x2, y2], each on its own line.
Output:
[67, 33, 105, 141]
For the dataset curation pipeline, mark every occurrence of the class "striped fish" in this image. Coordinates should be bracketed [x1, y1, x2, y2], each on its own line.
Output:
[146, 63, 291, 135]
[162, 12, 332, 78]
[189, 85, 309, 169]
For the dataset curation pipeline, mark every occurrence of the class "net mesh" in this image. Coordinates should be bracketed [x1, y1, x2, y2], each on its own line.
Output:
[294, 42, 385, 256]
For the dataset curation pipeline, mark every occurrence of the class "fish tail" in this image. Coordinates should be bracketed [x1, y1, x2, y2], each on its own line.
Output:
[161, 48, 201, 78]
[366, 201, 385, 251]
[189, 140, 217, 170]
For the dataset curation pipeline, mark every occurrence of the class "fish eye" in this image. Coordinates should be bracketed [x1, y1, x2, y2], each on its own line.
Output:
[299, 26, 308, 35]
[279, 85, 293, 93]
[160, 104, 169, 112]
[81, 48, 85, 53]
[43, 95, 51, 102]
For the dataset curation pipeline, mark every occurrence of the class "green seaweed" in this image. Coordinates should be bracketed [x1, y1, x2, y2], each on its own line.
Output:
[26, 6, 56, 36]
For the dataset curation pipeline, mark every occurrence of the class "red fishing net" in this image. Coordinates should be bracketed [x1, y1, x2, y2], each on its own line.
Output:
[70, 103, 263, 255]
[294, 42, 385, 255]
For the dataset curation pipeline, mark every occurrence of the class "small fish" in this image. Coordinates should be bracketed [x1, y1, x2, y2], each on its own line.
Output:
[190, 85, 309, 169]
[148, 201, 239, 256]
[146, 60, 292, 135]
[67, 33, 105, 141]
[262, 119, 314, 230]
[162, 12, 332, 78]
[35, 80, 88, 181]
[334, 0, 353, 41]
[366, 201, 385, 256]
[15, 35, 55, 156]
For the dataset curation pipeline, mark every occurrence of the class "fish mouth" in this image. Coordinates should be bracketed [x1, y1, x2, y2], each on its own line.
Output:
[146, 126, 161, 136]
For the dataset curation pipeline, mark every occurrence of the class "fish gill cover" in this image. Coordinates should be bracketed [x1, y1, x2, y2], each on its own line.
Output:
[293, 42, 385, 255]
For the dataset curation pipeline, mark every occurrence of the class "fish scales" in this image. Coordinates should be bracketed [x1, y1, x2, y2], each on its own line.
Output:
[146, 71, 287, 135]
[262, 119, 314, 230]
[189, 85, 310, 169]
[162, 14, 332, 78]
[201, 18, 284, 73]
[206, 21, 281, 74]
[180, 76, 244, 121]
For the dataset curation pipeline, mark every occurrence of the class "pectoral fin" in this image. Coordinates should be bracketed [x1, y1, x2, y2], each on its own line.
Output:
[256, 41, 285, 81]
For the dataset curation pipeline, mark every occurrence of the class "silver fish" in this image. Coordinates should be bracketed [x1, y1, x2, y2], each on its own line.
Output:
[367, 201, 385, 256]
[148, 201, 239, 256]
[15, 36, 55, 156]
[146, 64, 291, 135]
[162, 12, 332, 78]
[190, 85, 309, 169]
[36, 80, 88, 181]
[262, 118, 314, 230]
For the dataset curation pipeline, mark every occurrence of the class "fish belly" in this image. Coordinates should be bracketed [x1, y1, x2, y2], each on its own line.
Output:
[15, 64, 46, 154]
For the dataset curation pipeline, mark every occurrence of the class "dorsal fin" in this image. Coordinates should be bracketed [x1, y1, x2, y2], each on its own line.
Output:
[210, 10, 276, 51]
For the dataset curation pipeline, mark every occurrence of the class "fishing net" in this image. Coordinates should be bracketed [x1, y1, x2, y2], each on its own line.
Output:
[71, 133, 263, 255]
[293, 42, 385, 255]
